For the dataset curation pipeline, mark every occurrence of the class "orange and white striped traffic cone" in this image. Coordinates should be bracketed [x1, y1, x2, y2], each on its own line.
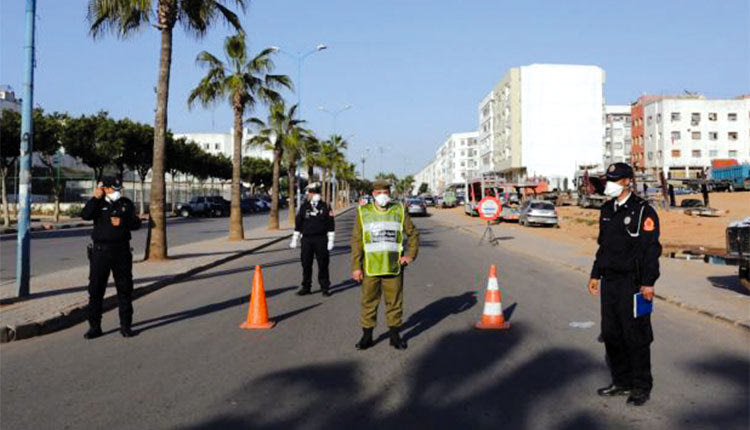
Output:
[475, 265, 510, 330]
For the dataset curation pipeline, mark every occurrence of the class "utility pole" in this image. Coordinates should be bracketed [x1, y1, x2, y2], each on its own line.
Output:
[16, 0, 36, 297]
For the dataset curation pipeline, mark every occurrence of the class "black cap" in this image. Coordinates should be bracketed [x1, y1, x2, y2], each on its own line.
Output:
[101, 176, 122, 190]
[605, 162, 634, 181]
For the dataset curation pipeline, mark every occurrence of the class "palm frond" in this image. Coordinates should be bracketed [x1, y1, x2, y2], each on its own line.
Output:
[87, 0, 152, 39]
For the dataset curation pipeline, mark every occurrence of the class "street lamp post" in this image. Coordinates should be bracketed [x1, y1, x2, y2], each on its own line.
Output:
[270, 43, 327, 214]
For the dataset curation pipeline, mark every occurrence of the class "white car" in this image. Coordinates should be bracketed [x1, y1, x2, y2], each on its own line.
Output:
[519, 200, 558, 227]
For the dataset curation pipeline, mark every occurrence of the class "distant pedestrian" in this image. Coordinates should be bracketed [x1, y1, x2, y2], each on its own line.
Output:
[290, 183, 335, 296]
[350, 179, 419, 350]
[80, 177, 141, 339]
[588, 162, 662, 406]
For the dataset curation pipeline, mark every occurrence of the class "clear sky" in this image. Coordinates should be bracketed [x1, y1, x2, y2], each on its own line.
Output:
[2, 0, 749, 178]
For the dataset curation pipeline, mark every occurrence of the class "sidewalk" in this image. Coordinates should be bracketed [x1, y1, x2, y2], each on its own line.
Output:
[430, 209, 750, 330]
[0, 206, 354, 342]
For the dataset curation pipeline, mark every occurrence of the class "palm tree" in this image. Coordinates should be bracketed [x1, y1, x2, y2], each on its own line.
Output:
[247, 101, 302, 230]
[188, 32, 290, 240]
[282, 127, 314, 226]
[88, 0, 245, 259]
[302, 135, 321, 182]
[317, 135, 348, 204]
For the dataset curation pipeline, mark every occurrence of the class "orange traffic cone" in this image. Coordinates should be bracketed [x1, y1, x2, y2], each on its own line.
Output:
[475, 265, 510, 330]
[240, 265, 275, 330]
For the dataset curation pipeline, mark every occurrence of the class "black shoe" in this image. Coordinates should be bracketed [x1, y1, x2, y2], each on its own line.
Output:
[84, 327, 102, 340]
[388, 327, 407, 350]
[597, 384, 631, 396]
[321, 289, 332, 297]
[626, 390, 650, 406]
[120, 326, 137, 338]
[355, 328, 374, 350]
[296, 288, 311, 296]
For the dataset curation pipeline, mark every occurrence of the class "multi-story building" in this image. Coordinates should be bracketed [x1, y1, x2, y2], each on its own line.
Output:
[638, 95, 750, 179]
[174, 128, 274, 161]
[603, 105, 632, 166]
[477, 64, 605, 188]
[413, 131, 479, 195]
[0, 86, 21, 112]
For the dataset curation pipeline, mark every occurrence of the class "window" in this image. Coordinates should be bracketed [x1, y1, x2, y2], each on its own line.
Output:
[658, 150, 663, 159]
[214, 143, 220, 150]
[729, 150, 738, 157]
[692, 150, 701, 158]
[691, 112, 700, 125]
[727, 132, 738, 141]
[647, 116, 652, 125]
[692, 131, 701, 140]
[671, 112, 681, 121]
[708, 112, 717, 121]
[614, 143, 623, 149]
[657, 113, 662, 123]
[728, 113, 737, 121]
[671, 131, 681, 141]
[671, 150, 681, 157]
[709, 132, 718, 140]
[648, 152, 653, 160]
[709, 150, 718, 157]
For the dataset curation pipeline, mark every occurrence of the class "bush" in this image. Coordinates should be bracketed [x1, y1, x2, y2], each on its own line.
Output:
[63, 204, 83, 218]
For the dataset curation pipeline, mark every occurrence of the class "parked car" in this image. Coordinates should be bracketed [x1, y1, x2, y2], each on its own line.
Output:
[206, 196, 230, 216]
[177, 196, 227, 218]
[422, 196, 436, 207]
[406, 198, 428, 216]
[519, 200, 558, 227]
[240, 198, 258, 214]
[500, 204, 521, 222]
[254, 198, 271, 212]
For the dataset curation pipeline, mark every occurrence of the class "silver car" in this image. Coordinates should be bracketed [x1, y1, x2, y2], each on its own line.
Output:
[406, 198, 428, 216]
[519, 200, 558, 227]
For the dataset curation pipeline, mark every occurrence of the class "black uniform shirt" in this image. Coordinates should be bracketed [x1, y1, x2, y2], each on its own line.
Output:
[295, 200, 335, 237]
[81, 196, 141, 244]
[590, 194, 662, 286]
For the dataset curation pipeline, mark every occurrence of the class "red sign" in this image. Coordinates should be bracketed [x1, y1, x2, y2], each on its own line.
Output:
[477, 196, 501, 221]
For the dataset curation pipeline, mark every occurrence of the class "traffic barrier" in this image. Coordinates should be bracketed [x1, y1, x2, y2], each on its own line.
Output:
[240, 265, 275, 329]
[475, 265, 510, 330]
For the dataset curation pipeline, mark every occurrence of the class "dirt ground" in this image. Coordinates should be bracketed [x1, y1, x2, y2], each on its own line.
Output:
[446, 192, 750, 256]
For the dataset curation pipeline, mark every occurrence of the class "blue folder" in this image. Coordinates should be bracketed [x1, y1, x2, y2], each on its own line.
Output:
[633, 292, 653, 318]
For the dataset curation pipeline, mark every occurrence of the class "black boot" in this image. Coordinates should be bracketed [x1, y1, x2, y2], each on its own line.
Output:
[120, 326, 137, 338]
[355, 328, 374, 350]
[296, 287, 311, 296]
[389, 326, 407, 350]
[84, 326, 103, 340]
[321, 288, 332, 297]
[626, 389, 650, 406]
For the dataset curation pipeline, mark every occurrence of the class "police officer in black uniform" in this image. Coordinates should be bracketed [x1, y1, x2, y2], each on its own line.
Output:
[80, 177, 141, 339]
[588, 162, 661, 406]
[290, 183, 335, 297]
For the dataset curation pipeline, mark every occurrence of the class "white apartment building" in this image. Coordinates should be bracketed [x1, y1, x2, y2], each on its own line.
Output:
[0, 86, 21, 112]
[642, 95, 750, 178]
[478, 64, 605, 188]
[413, 131, 479, 195]
[174, 128, 274, 161]
[603, 105, 632, 166]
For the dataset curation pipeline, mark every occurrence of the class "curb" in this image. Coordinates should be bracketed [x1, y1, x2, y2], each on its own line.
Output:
[434, 217, 750, 332]
[0, 205, 356, 343]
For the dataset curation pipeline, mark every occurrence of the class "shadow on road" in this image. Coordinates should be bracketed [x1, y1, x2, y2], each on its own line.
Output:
[707, 275, 749, 296]
[185, 323, 614, 429]
[397, 291, 477, 343]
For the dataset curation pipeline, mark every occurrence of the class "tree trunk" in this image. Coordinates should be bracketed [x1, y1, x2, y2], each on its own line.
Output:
[287, 160, 296, 227]
[229, 103, 244, 240]
[140, 178, 147, 216]
[1, 166, 9, 227]
[268, 146, 281, 230]
[170, 171, 177, 214]
[147, 23, 174, 261]
[307, 164, 314, 183]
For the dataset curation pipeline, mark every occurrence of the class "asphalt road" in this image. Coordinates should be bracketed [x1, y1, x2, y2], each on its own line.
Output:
[1, 210, 747, 429]
[0, 209, 289, 285]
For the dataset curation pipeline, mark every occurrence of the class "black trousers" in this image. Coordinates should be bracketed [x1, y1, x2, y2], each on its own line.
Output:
[87, 243, 134, 328]
[601, 275, 654, 391]
[300, 235, 330, 291]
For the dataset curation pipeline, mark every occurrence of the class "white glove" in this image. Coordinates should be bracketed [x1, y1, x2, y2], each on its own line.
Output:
[327, 232, 335, 251]
[290, 231, 301, 249]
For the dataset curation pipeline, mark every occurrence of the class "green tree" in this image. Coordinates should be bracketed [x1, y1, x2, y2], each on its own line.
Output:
[418, 182, 429, 195]
[282, 127, 313, 225]
[1, 109, 21, 227]
[241, 156, 273, 194]
[31, 110, 66, 221]
[120, 120, 154, 215]
[88, 0, 246, 258]
[188, 32, 290, 240]
[62, 112, 122, 183]
[317, 135, 348, 204]
[247, 101, 302, 230]
[301, 135, 321, 183]
[396, 175, 415, 197]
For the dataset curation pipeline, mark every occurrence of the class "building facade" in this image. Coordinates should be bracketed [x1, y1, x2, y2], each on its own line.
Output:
[603, 105, 632, 167]
[639, 95, 750, 179]
[173, 128, 274, 161]
[0, 86, 21, 112]
[413, 131, 479, 195]
[477, 64, 605, 188]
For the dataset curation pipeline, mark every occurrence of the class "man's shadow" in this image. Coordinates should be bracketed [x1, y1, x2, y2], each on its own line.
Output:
[374, 291, 477, 344]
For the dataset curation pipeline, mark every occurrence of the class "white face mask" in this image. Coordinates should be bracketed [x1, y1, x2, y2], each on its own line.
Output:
[374, 193, 391, 207]
[603, 181, 624, 198]
[106, 191, 121, 202]
[311, 194, 321, 204]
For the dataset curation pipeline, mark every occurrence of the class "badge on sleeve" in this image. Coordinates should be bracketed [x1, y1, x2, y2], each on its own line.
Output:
[643, 217, 655, 232]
